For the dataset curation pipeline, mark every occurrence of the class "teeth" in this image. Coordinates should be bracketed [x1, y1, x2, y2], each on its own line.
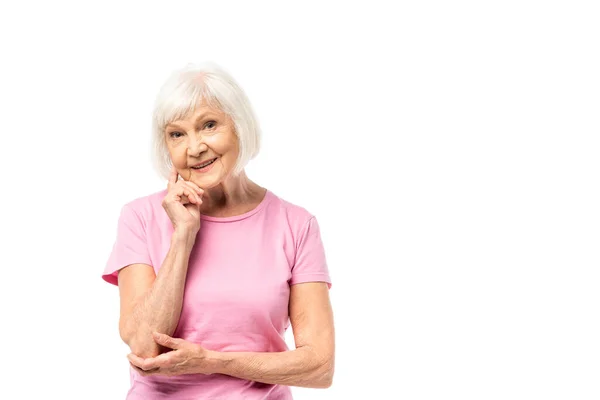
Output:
[192, 159, 215, 169]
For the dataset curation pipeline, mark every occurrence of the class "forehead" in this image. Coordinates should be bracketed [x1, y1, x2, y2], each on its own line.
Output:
[167, 104, 227, 127]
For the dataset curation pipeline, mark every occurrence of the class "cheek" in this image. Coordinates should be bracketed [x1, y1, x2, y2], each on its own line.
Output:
[205, 134, 238, 156]
[167, 144, 187, 167]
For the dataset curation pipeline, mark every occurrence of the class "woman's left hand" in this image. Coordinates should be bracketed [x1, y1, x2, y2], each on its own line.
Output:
[127, 332, 213, 376]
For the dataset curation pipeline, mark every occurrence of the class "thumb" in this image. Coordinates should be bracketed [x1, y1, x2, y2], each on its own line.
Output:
[152, 332, 182, 349]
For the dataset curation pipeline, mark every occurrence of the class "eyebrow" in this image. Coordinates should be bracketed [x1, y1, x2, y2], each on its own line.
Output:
[167, 113, 217, 128]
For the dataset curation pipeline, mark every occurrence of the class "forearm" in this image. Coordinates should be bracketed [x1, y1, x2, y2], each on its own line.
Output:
[126, 229, 196, 357]
[206, 347, 333, 389]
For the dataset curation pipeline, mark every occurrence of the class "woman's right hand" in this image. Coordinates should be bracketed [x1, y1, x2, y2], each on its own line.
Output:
[162, 165, 204, 234]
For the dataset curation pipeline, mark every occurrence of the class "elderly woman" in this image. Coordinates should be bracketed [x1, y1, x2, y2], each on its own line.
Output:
[102, 62, 335, 399]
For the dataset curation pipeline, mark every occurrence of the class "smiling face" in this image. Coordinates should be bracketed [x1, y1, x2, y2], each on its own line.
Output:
[164, 103, 240, 188]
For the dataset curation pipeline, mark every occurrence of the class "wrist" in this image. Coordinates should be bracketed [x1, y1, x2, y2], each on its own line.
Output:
[171, 229, 197, 249]
[203, 350, 229, 375]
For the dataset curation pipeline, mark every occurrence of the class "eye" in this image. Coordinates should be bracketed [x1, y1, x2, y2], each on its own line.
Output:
[168, 131, 183, 138]
[204, 120, 217, 129]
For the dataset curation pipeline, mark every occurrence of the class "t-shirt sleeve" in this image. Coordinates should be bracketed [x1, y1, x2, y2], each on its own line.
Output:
[290, 216, 332, 289]
[102, 203, 153, 286]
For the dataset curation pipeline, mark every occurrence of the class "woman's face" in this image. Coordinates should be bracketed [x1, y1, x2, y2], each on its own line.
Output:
[164, 104, 239, 188]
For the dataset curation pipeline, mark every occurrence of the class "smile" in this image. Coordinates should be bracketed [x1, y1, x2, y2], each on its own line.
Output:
[191, 158, 217, 172]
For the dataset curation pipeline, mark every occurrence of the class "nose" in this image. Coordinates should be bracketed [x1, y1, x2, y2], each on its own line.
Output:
[187, 133, 207, 156]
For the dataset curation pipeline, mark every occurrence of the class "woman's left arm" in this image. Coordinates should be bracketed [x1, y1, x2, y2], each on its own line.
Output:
[209, 281, 335, 388]
[128, 282, 335, 388]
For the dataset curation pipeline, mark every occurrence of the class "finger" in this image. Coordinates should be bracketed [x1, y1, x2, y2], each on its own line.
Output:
[141, 352, 173, 371]
[129, 361, 150, 376]
[153, 331, 184, 350]
[183, 185, 202, 205]
[128, 352, 166, 372]
[127, 353, 146, 369]
[129, 362, 146, 375]
[171, 185, 190, 204]
[182, 188, 195, 204]
[183, 184, 203, 204]
[177, 179, 204, 198]
[182, 181, 205, 198]
[132, 364, 160, 376]
[168, 165, 179, 187]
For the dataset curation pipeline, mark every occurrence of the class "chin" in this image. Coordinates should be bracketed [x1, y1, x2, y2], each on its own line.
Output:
[189, 175, 221, 188]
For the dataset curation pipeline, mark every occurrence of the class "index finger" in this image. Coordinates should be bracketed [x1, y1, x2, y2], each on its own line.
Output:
[168, 165, 179, 186]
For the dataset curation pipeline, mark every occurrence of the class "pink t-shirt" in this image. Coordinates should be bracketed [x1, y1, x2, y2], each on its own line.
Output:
[102, 188, 331, 399]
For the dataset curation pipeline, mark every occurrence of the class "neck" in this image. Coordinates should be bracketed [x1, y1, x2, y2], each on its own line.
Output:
[199, 170, 264, 216]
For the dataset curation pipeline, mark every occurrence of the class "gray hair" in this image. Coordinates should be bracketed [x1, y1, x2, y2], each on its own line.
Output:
[151, 61, 261, 179]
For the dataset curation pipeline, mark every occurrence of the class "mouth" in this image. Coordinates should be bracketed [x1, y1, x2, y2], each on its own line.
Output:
[190, 158, 217, 171]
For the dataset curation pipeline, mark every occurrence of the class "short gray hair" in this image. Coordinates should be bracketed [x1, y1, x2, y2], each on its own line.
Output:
[151, 61, 261, 179]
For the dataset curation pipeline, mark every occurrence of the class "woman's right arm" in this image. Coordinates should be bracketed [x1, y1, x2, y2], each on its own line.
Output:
[118, 228, 196, 358]
[117, 166, 203, 358]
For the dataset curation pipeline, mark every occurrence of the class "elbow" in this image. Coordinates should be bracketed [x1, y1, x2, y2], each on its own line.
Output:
[319, 361, 335, 388]
[312, 355, 335, 389]
[119, 318, 160, 358]
[127, 336, 161, 359]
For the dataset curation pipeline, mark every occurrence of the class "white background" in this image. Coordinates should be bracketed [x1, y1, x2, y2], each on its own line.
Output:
[1, 1, 598, 399]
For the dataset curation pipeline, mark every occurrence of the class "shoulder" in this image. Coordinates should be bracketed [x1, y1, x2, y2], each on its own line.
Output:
[119, 188, 168, 224]
[266, 190, 317, 231]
